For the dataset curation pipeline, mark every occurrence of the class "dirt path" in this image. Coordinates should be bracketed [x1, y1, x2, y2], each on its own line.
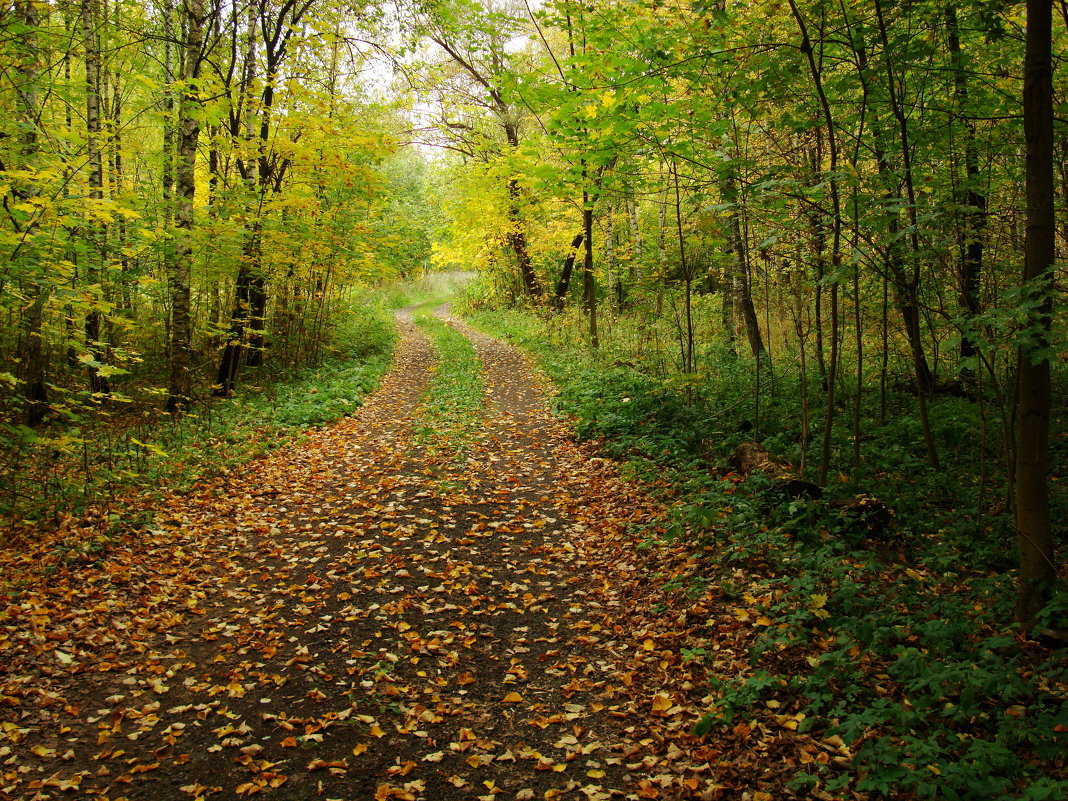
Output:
[0, 308, 788, 801]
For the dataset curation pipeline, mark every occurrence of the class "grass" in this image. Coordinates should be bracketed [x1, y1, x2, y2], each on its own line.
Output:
[409, 303, 485, 463]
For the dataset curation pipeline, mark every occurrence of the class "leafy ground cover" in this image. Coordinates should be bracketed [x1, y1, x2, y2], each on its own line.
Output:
[464, 305, 1068, 800]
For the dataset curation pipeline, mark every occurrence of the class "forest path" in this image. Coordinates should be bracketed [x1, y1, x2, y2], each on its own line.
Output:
[0, 306, 783, 801]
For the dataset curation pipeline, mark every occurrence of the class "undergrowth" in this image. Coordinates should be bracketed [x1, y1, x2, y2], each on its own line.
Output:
[462, 303, 1068, 800]
[1, 294, 398, 540]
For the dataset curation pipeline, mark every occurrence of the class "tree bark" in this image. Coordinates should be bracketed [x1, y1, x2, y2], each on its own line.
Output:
[788, 0, 841, 485]
[945, 5, 987, 376]
[13, 0, 50, 425]
[724, 174, 764, 359]
[81, 0, 110, 396]
[1015, 0, 1058, 634]
[166, 0, 208, 412]
[553, 232, 584, 311]
[873, 0, 940, 469]
[582, 185, 599, 349]
[214, 0, 315, 391]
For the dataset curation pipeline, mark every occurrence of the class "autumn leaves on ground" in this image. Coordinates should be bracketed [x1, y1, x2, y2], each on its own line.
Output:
[0, 306, 823, 801]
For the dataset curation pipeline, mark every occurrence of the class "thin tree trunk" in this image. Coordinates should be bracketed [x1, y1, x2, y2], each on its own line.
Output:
[81, 0, 110, 396]
[627, 193, 641, 264]
[873, 0, 939, 468]
[582, 185, 599, 349]
[215, 1, 259, 395]
[605, 201, 620, 310]
[725, 175, 765, 359]
[553, 232, 584, 311]
[166, 0, 207, 412]
[161, 0, 176, 275]
[946, 5, 987, 377]
[806, 141, 827, 388]
[788, 0, 841, 485]
[13, 0, 50, 425]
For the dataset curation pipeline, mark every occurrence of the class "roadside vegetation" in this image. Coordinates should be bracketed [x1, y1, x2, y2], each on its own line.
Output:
[1, 294, 398, 541]
[463, 300, 1068, 800]
[410, 304, 485, 462]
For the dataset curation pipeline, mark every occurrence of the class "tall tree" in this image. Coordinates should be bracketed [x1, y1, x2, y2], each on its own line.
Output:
[1014, 0, 1058, 633]
[417, 0, 543, 300]
[81, 0, 111, 396]
[166, 0, 213, 411]
[215, 0, 319, 395]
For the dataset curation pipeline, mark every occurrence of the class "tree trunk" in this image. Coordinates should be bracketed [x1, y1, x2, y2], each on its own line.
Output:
[627, 193, 641, 264]
[161, 0, 176, 272]
[166, 0, 207, 412]
[672, 164, 694, 372]
[553, 232, 584, 311]
[1015, 0, 1058, 634]
[873, 0, 939, 469]
[582, 189, 599, 349]
[81, 0, 110, 396]
[788, 0, 842, 486]
[724, 175, 765, 359]
[945, 5, 987, 376]
[503, 119, 541, 300]
[13, 0, 50, 425]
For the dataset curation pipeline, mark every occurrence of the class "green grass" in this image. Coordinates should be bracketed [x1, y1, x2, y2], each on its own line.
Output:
[409, 303, 484, 462]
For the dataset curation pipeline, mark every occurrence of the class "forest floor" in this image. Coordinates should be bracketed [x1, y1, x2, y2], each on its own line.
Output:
[0, 306, 824, 801]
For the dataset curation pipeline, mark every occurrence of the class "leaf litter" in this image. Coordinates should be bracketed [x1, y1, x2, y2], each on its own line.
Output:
[0, 306, 826, 800]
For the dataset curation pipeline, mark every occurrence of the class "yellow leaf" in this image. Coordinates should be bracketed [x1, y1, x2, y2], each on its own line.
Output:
[352, 743, 368, 756]
[502, 692, 523, 703]
[651, 694, 673, 714]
